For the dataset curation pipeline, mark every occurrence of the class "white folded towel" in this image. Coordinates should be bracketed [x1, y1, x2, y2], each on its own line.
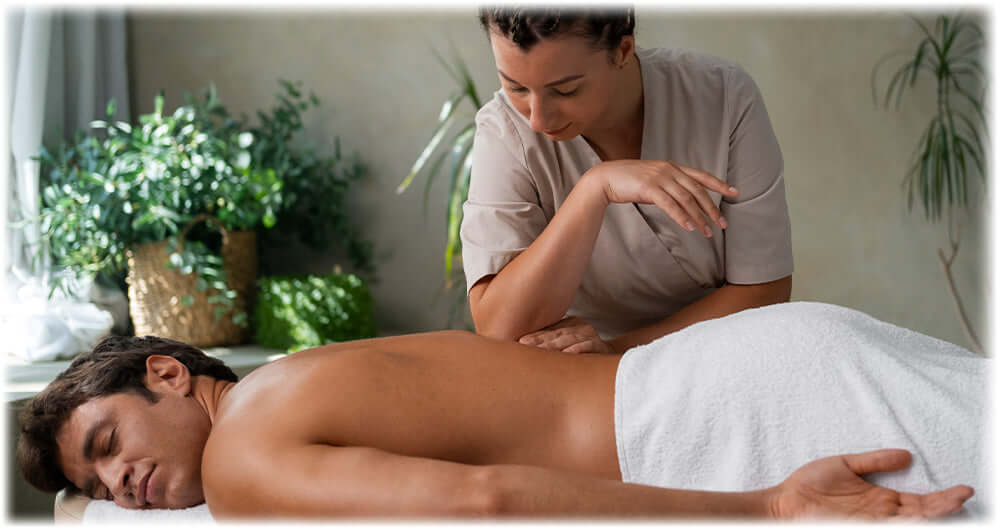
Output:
[82, 499, 213, 523]
[615, 301, 989, 517]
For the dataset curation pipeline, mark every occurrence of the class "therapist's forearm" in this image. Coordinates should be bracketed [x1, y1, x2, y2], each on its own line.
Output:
[470, 171, 609, 341]
[609, 275, 792, 354]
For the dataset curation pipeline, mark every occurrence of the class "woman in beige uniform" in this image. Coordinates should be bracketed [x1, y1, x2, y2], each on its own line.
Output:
[461, 6, 793, 353]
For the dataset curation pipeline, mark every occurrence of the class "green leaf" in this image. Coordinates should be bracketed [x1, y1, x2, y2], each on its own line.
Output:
[397, 111, 458, 194]
[444, 152, 474, 278]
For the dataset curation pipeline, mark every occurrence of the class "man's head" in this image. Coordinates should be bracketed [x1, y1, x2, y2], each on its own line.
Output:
[17, 335, 238, 509]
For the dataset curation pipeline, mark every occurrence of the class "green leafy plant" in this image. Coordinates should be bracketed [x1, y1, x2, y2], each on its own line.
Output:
[255, 273, 376, 352]
[872, 13, 987, 355]
[38, 88, 282, 322]
[37, 80, 374, 326]
[252, 81, 374, 275]
[396, 49, 484, 328]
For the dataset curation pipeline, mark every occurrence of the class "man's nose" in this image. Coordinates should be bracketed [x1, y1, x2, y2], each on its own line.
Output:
[96, 458, 134, 501]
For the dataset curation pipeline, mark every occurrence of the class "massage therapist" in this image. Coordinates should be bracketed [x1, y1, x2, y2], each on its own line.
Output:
[460, 6, 793, 354]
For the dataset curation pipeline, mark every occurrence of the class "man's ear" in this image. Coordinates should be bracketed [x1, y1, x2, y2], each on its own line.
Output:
[145, 355, 192, 396]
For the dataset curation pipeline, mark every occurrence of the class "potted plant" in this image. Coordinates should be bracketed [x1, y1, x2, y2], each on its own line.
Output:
[37, 80, 373, 347]
[872, 12, 987, 355]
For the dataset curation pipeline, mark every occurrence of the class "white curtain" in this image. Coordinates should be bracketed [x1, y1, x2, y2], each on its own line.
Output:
[2, 8, 130, 361]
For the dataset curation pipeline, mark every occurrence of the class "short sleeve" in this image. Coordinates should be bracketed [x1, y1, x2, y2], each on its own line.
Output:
[460, 104, 549, 292]
[721, 66, 794, 284]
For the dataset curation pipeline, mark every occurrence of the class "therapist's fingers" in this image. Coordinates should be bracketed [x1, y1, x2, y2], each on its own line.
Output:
[671, 161, 739, 198]
[661, 178, 713, 238]
[645, 187, 698, 234]
[674, 171, 727, 230]
[539, 332, 591, 352]
[519, 317, 586, 343]
[563, 339, 613, 354]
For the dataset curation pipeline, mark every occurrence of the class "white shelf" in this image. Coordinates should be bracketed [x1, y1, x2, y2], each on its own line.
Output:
[5, 344, 283, 403]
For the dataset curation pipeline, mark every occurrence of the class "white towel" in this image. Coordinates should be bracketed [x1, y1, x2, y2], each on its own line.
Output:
[615, 301, 989, 517]
[82, 500, 214, 524]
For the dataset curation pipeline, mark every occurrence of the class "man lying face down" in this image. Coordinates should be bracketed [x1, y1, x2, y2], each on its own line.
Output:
[17, 302, 984, 520]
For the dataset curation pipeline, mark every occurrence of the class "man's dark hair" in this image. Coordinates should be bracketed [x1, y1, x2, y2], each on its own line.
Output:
[16, 335, 238, 494]
[478, 4, 635, 55]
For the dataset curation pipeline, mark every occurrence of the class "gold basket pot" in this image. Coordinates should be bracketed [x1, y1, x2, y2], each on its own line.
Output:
[126, 214, 257, 347]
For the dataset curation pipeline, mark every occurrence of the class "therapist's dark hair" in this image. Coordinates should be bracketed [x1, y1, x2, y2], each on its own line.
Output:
[479, 4, 635, 56]
[16, 335, 238, 495]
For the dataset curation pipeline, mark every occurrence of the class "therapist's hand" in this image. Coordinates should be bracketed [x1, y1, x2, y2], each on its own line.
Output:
[590, 159, 740, 238]
[518, 317, 616, 354]
[771, 449, 974, 520]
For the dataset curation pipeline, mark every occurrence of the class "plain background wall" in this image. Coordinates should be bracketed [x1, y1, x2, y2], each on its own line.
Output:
[126, 6, 989, 353]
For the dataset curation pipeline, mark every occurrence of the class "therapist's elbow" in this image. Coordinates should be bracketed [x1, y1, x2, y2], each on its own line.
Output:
[470, 306, 523, 343]
[468, 281, 524, 342]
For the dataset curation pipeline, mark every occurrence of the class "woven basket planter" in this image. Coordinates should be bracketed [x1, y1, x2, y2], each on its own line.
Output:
[126, 214, 257, 347]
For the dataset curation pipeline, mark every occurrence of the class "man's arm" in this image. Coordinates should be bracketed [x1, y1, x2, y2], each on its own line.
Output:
[203, 443, 971, 519]
[203, 443, 771, 518]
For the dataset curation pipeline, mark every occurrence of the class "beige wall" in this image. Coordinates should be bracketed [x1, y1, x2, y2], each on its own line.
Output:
[128, 7, 988, 352]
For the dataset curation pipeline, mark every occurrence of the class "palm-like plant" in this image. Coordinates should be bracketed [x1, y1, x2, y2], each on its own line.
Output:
[397, 48, 484, 327]
[872, 13, 987, 355]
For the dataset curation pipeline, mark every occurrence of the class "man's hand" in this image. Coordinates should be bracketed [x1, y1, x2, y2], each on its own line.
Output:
[518, 317, 616, 354]
[771, 449, 974, 520]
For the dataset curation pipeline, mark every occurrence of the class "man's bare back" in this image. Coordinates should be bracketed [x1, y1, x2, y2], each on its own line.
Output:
[203, 330, 622, 515]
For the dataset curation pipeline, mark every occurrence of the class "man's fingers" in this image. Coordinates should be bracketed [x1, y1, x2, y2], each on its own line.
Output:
[898, 486, 973, 519]
[841, 449, 912, 476]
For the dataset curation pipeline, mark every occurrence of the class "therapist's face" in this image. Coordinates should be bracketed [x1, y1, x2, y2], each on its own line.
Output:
[489, 28, 633, 141]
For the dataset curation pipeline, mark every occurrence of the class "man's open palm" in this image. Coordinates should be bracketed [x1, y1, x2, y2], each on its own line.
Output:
[773, 449, 974, 520]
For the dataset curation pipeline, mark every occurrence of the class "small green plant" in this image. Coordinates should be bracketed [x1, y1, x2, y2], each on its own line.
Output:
[872, 13, 987, 355]
[396, 48, 484, 328]
[255, 273, 376, 352]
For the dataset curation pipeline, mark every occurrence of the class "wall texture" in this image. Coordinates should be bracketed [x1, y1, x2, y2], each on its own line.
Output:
[127, 7, 988, 352]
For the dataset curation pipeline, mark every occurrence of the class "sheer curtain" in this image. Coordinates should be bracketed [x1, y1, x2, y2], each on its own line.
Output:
[2, 7, 130, 361]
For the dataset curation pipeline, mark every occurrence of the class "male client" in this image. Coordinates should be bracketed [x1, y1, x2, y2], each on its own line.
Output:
[17, 302, 985, 520]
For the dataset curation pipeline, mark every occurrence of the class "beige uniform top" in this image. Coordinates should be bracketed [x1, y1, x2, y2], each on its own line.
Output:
[460, 47, 793, 339]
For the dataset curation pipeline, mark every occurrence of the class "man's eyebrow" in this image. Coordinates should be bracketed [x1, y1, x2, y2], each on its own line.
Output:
[497, 70, 585, 87]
